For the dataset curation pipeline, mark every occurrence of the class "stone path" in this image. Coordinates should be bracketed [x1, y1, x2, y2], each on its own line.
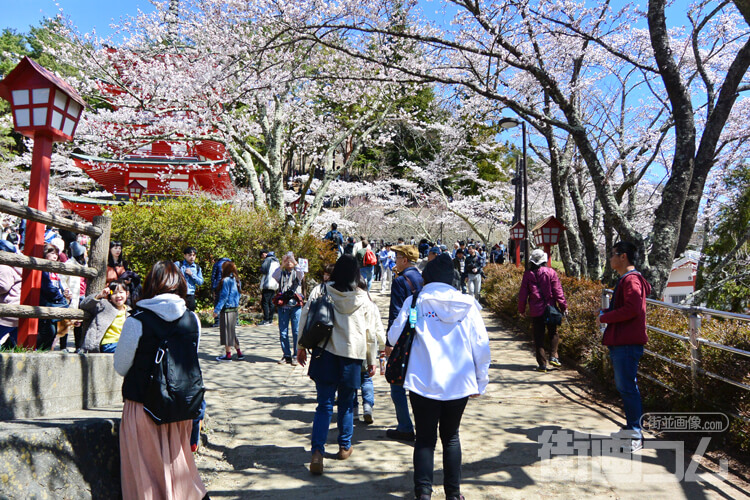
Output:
[194, 282, 749, 499]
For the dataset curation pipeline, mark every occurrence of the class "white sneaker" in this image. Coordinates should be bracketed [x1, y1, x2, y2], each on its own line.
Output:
[363, 403, 373, 424]
[610, 429, 641, 439]
[625, 439, 643, 453]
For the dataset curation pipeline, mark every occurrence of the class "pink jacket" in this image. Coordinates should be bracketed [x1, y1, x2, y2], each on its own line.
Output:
[518, 266, 567, 318]
[0, 264, 22, 328]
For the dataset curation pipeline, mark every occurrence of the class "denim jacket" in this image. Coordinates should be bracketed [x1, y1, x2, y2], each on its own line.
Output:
[175, 260, 204, 295]
[214, 277, 240, 315]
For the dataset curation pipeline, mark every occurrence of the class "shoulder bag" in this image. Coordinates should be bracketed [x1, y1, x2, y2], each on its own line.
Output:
[385, 289, 421, 385]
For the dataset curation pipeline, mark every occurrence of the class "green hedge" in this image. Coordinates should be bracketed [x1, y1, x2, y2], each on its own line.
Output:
[108, 197, 336, 309]
[482, 263, 750, 451]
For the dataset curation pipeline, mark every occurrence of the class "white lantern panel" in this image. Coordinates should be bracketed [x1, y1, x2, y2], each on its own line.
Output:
[67, 100, 82, 118]
[54, 90, 68, 110]
[32, 88, 50, 104]
[544, 235, 551, 244]
[51, 110, 63, 130]
[33, 107, 47, 126]
[551, 227, 559, 234]
[62, 117, 75, 136]
[11, 89, 29, 106]
[14, 108, 30, 127]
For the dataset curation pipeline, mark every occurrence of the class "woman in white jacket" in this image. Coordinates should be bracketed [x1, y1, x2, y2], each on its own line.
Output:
[297, 254, 382, 475]
[387, 253, 491, 500]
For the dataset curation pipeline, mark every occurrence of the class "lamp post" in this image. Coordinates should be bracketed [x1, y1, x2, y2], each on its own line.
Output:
[509, 221, 526, 268]
[532, 216, 566, 267]
[127, 179, 146, 202]
[499, 116, 528, 267]
[0, 57, 85, 347]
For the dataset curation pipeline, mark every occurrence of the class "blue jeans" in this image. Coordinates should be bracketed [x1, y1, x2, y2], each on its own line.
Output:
[609, 345, 644, 438]
[390, 383, 414, 433]
[360, 266, 374, 291]
[360, 372, 374, 408]
[100, 342, 118, 353]
[191, 399, 207, 447]
[312, 380, 356, 454]
[278, 306, 301, 358]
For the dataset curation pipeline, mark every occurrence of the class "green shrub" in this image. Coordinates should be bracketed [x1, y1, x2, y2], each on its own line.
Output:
[108, 197, 335, 308]
[483, 263, 750, 451]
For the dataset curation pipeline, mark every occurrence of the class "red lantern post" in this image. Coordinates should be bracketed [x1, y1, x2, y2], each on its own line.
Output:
[0, 57, 85, 347]
[531, 216, 567, 267]
[509, 221, 526, 269]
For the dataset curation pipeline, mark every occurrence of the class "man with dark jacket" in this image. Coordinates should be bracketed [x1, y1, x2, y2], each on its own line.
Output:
[597, 241, 651, 454]
[259, 250, 280, 325]
[386, 244, 424, 441]
[462, 244, 484, 299]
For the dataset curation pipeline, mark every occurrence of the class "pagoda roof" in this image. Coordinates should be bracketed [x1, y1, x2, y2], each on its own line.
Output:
[71, 152, 230, 168]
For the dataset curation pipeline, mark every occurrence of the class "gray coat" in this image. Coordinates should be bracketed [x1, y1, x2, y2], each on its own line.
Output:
[80, 295, 129, 352]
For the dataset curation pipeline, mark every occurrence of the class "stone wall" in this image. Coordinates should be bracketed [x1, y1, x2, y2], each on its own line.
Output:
[0, 352, 122, 421]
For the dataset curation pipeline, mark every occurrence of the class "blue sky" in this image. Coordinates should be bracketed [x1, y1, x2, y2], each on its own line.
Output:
[3, 0, 686, 37]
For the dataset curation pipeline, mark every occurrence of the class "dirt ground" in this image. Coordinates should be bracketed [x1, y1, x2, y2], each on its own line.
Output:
[193, 282, 750, 500]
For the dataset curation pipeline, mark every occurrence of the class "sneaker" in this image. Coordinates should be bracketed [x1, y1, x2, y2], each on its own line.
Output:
[278, 356, 291, 364]
[610, 429, 641, 439]
[191, 443, 198, 453]
[336, 446, 353, 460]
[236, 353, 245, 360]
[624, 438, 643, 453]
[386, 429, 415, 441]
[291, 358, 298, 366]
[535, 365, 548, 372]
[310, 450, 324, 475]
[363, 403, 373, 424]
[216, 354, 232, 361]
[549, 357, 561, 367]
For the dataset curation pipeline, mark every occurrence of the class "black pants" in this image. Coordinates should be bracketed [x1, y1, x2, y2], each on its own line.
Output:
[532, 315, 559, 368]
[185, 294, 197, 312]
[261, 289, 276, 322]
[409, 392, 468, 498]
[36, 319, 56, 350]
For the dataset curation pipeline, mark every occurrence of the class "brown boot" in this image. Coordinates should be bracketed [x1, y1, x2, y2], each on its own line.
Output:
[310, 450, 324, 475]
[336, 446, 353, 460]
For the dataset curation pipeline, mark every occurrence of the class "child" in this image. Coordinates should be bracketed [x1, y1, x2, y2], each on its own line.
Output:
[80, 281, 130, 353]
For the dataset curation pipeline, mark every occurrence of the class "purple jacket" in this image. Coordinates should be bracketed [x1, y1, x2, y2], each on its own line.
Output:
[518, 266, 567, 317]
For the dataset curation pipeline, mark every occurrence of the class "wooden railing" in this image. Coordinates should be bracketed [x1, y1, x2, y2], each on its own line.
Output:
[0, 197, 110, 322]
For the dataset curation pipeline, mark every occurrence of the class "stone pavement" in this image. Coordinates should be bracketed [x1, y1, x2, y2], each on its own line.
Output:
[194, 283, 749, 499]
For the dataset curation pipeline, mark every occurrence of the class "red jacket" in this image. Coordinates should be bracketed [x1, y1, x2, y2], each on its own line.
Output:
[518, 266, 567, 318]
[600, 270, 651, 346]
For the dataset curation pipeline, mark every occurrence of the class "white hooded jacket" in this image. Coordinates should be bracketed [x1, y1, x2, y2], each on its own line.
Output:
[300, 283, 384, 365]
[114, 294, 201, 376]
[387, 282, 490, 400]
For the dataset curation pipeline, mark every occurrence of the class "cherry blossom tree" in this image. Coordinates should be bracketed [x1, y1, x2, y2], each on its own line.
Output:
[272, 0, 750, 295]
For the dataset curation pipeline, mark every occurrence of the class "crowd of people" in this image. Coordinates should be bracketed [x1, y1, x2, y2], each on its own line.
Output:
[0, 213, 651, 498]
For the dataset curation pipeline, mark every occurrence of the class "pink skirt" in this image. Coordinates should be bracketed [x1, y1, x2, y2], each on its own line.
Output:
[120, 399, 207, 500]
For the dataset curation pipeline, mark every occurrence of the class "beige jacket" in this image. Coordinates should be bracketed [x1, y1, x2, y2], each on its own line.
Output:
[299, 283, 384, 365]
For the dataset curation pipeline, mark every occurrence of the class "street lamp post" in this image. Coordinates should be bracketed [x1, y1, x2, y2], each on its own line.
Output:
[499, 117, 528, 267]
[0, 57, 85, 347]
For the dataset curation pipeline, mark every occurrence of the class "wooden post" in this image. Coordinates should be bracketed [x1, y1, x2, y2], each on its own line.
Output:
[88, 214, 111, 293]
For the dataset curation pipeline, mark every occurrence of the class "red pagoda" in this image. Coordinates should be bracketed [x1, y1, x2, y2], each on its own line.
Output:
[60, 52, 235, 220]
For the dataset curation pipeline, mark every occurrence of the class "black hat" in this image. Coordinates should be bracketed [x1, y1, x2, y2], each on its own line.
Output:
[422, 253, 454, 286]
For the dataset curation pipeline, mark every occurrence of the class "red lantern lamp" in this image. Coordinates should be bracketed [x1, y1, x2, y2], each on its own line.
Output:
[509, 221, 526, 268]
[531, 216, 566, 267]
[0, 56, 86, 347]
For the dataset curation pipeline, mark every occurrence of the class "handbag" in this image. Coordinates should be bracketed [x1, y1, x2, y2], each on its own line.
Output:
[298, 284, 335, 349]
[385, 289, 421, 385]
[543, 304, 563, 326]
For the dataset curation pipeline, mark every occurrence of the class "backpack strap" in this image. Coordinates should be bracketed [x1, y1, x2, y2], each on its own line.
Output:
[403, 274, 417, 294]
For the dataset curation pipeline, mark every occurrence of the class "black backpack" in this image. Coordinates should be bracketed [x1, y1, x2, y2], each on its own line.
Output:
[134, 308, 206, 425]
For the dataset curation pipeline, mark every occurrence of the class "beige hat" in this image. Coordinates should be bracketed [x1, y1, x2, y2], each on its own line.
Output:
[530, 249, 548, 266]
[392, 244, 419, 262]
